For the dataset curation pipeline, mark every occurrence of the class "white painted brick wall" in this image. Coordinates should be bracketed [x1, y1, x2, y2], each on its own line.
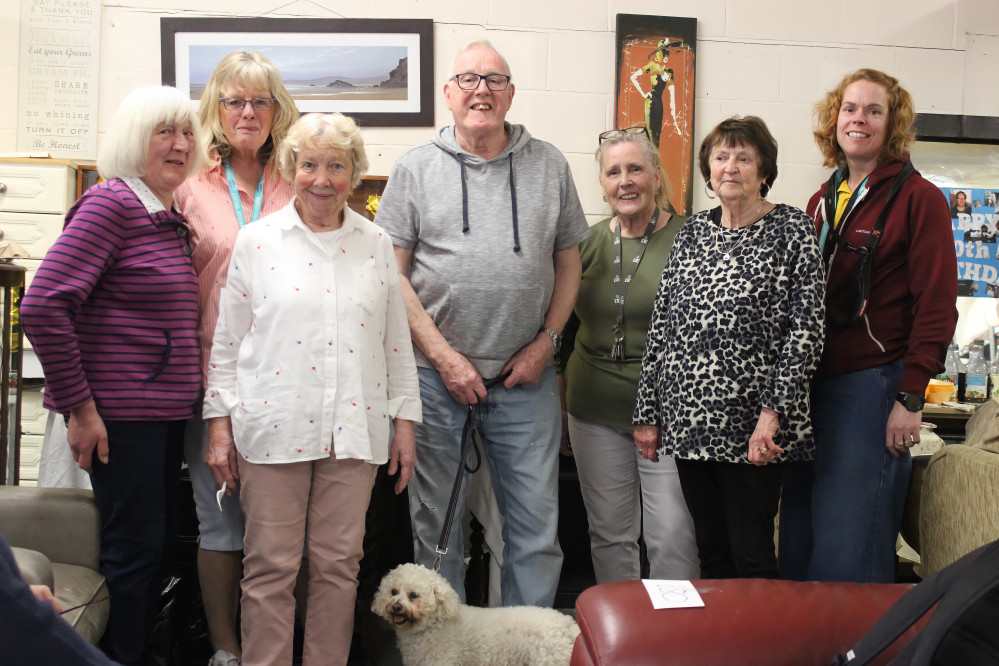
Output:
[3, 0, 998, 216]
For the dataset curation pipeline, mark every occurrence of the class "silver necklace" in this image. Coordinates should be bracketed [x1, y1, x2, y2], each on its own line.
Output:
[716, 200, 765, 262]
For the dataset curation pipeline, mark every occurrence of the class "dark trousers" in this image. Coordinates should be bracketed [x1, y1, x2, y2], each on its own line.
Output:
[89, 420, 185, 665]
[675, 458, 784, 579]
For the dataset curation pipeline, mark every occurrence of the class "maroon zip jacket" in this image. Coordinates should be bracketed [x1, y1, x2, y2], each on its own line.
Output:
[807, 158, 958, 395]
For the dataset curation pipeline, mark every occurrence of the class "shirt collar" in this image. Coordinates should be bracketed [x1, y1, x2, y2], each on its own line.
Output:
[279, 197, 360, 234]
[121, 177, 174, 214]
[836, 178, 852, 197]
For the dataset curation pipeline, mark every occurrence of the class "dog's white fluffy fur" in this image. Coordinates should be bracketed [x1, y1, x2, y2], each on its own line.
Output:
[372, 563, 580, 666]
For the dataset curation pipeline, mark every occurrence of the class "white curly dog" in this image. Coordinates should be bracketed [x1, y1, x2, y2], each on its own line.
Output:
[372, 563, 580, 665]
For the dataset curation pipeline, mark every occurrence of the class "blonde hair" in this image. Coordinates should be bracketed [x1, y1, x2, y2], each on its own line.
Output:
[814, 68, 916, 169]
[278, 113, 369, 191]
[197, 50, 298, 171]
[97, 86, 205, 180]
[595, 131, 671, 211]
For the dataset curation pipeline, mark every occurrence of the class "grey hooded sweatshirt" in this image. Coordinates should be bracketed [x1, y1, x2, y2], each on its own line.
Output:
[376, 123, 589, 378]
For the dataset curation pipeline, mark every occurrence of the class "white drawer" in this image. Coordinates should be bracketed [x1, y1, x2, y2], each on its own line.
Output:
[20, 387, 48, 435]
[17, 478, 37, 487]
[19, 432, 43, 479]
[0, 163, 76, 214]
[0, 211, 64, 258]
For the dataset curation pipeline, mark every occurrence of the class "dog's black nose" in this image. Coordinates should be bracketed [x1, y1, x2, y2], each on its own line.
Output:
[392, 602, 403, 613]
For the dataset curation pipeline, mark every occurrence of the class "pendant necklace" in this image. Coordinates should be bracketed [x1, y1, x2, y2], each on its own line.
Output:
[717, 200, 764, 262]
[610, 209, 660, 361]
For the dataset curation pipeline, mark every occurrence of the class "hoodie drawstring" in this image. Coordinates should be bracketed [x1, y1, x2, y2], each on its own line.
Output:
[457, 152, 521, 253]
[460, 160, 470, 233]
[508, 154, 521, 253]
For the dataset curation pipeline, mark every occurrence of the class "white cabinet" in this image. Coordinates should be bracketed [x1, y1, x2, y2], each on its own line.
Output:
[0, 158, 79, 484]
[0, 159, 77, 369]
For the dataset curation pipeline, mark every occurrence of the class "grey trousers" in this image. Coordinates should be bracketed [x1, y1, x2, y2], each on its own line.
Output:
[568, 415, 699, 582]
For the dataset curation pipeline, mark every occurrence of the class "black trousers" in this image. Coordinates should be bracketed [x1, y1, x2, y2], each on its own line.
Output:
[675, 458, 784, 579]
[89, 420, 185, 665]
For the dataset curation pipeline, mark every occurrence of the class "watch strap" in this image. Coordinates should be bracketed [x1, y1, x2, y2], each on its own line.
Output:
[543, 327, 561, 352]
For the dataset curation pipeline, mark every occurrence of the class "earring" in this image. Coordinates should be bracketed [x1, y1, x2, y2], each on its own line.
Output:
[704, 183, 715, 200]
[603, 195, 608, 202]
[760, 183, 771, 198]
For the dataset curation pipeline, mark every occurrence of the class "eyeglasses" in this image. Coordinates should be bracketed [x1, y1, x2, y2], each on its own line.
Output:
[219, 97, 277, 112]
[598, 126, 650, 144]
[449, 73, 512, 91]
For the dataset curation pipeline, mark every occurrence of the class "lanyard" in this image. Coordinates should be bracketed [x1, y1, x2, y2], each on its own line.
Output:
[819, 169, 867, 262]
[223, 161, 264, 229]
[611, 209, 659, 361]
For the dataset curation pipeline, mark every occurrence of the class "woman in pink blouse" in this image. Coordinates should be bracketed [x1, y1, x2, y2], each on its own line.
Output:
[203, 113, 422, 666]
[173, 51, 297, 666]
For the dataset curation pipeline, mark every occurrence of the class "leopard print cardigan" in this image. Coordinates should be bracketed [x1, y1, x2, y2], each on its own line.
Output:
[633, 203, 825, 463]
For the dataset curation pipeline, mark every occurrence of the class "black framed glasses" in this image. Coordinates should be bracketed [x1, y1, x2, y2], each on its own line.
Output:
[449, 73, 512, 91]
[598, 126, 650, 144]
[219, 97, 277, 112]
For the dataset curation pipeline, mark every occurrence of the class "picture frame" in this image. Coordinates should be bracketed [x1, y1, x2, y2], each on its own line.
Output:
[614, 14, 697, 216]
[160, 17, 434, 127]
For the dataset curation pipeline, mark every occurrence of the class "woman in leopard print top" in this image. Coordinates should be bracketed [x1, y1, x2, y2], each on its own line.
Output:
[633, 116, 825, 578]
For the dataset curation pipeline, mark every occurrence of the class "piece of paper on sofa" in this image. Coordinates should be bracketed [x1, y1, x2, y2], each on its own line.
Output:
[642, 580, 704, 609]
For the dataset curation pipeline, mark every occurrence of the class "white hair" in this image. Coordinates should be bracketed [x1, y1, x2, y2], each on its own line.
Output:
[97, 86, 205, 180]
[447, 40, 511, 79]
[278, 113, 369, 191]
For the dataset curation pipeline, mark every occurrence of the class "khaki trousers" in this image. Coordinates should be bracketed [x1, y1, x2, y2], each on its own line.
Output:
[238, 456, 377, 666]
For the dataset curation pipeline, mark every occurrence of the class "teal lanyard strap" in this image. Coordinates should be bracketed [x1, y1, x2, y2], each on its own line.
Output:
[223, 161, 264, 228]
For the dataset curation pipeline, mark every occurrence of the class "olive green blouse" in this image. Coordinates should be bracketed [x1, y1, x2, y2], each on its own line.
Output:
[563, 215, 684, 432]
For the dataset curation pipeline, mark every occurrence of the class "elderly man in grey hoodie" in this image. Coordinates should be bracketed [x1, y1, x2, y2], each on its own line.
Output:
[376, 41, 588, 607]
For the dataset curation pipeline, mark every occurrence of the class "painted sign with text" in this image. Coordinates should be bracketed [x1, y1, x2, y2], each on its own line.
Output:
[17, 0, 101, 159]
[945, 186, 999, 298]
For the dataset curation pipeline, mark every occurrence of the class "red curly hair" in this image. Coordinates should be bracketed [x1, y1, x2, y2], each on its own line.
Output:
[813, 69, 916, 169]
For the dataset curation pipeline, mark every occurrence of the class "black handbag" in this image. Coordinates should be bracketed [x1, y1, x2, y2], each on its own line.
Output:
[830, 539, 999, 665]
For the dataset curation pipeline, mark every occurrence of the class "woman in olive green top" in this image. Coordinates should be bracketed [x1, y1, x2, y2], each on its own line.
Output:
[560, 128, 698, 582]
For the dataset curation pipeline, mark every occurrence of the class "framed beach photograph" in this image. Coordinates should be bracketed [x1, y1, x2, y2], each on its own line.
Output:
[614, 14, 697, 216]
[161, 17, 434, 127]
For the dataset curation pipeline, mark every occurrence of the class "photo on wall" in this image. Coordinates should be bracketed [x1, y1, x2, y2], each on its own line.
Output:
[614, 14, 697, 216]
[160, 17, 434, 127]
[944, 185, 999, 297]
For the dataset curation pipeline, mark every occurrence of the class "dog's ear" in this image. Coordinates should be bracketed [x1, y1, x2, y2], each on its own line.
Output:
[431, 571, 461, 620]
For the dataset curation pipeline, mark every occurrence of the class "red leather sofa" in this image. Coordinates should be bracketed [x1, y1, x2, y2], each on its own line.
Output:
[571, 578, 928, 665]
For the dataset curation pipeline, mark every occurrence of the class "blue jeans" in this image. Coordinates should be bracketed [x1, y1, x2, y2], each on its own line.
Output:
[89, 420, 185, 665]
[779, 361, 911, 583]
[408, 366, 563, 606]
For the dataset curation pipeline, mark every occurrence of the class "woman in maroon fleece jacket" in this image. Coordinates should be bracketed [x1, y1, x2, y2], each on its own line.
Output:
[779, 69, 957, 584]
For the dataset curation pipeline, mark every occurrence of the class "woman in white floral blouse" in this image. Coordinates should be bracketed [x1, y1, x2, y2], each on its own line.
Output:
[203, 112, 422, 666]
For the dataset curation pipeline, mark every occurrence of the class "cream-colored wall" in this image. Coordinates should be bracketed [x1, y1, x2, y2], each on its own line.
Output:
[3, 0, 998, 217]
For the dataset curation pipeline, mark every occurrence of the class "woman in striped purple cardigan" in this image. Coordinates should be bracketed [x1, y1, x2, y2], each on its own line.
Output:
[21, 85, 205, 666]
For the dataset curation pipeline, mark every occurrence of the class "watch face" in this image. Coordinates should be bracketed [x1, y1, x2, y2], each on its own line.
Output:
[902, 393, 924, 411]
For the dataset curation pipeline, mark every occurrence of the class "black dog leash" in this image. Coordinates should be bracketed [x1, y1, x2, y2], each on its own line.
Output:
[433, 371, 511, 572]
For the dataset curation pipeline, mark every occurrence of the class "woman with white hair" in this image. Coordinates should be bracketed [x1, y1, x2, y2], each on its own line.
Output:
[203, 112, 422, 666]
[21, 85, 205, 664]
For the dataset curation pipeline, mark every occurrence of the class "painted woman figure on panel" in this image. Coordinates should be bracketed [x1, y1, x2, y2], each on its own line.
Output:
[630, 39, 685, 147]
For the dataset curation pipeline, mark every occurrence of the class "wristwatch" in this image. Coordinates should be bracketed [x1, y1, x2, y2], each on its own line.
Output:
[896, 392, 925, 412]
[542, 327, 561, 354]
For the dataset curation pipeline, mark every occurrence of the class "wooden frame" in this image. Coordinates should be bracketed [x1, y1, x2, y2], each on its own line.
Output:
[161, 17, 434, 127]
[614, 14, 697, 216]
